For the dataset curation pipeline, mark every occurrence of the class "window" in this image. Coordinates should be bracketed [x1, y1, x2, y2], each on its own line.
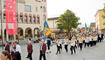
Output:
[32, 16, 34, 24]
[43, 6, 46, 12]
[24, 5, 31, 12]
[17, 15, 18, 23]
[24, 15, 27, 23]
[0, 14, 1, 23]
[32, 16, 36, 24]
[19, 15, 23, 23]
[37, 16, 40, 24]
[40, 6, 42, 8]
[36, 7, 38, 12]
[38, 17, 40, 24]
[3, 1, 6, 8]
[29, 16, 31, 24]
[44, 0, 46, 2]
[43, 15, 46, 21]
[3, 13, 6, 22]
[36, 16, 38, 24]
[36, 0, 41, 2]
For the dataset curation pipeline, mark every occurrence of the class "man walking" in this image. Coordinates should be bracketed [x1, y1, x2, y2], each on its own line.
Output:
[26, 39, 33, 60]
[47, 38, 51, 53]
[39, 39, 47, 60]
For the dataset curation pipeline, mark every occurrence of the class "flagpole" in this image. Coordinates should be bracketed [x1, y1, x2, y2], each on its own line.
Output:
[14, 0, 18, 41]
[16, 0, 19, 42]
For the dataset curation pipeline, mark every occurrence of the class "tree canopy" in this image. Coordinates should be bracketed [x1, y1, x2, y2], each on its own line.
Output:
[57, 9, 80, 36]
[103, 4, 105, 12]
[103, 4, 105, 25]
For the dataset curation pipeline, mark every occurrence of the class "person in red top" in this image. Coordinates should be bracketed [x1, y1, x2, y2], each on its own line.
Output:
[26, 39, 33, 60]
[39, 39, 46, 60]
[5, 41, 10, 53]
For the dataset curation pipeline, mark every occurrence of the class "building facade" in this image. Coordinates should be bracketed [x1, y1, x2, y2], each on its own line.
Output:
[90, 22, 96, 28]
[95, 10, 105, 33]
[90, 22, 96, 32]
[0, 0, 47, 40]
[47, 17, 59, 32]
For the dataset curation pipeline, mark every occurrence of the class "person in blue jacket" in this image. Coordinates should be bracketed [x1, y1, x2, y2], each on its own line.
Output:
[47, 38, 51, 53]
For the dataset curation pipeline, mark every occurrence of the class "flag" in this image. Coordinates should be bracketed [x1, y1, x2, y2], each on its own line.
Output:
[43, 21, 51, 36]
[6, 0, 17, 35]
[85, 23, 88, 32]
[43, 21, 51, 40]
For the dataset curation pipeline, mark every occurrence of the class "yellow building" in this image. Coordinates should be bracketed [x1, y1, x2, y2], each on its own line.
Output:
[95, 10, 105, 33]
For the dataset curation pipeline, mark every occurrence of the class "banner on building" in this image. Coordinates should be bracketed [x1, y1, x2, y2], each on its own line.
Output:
[6, 0, 17, 35]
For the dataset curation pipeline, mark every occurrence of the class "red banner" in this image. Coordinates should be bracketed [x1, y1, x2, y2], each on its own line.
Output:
[6, 0, 17, 35]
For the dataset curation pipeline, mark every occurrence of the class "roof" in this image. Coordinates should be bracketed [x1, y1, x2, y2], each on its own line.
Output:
[90, 22, 96, 27]
[95, 9, 103, 17]
[48, 17, 59, 20]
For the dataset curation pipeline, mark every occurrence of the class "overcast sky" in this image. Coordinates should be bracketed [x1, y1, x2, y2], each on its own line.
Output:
[47, 0, 105, 27]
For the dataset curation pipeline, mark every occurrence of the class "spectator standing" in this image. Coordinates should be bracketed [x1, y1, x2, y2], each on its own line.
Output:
[14, 41, 21, 60]
[5, 41, 10, 53]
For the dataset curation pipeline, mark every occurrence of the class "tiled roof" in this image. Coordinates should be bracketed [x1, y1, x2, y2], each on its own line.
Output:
[48, 17, 59, 20]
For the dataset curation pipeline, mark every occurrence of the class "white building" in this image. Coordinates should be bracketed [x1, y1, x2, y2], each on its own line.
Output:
[0, 0, 47, 40]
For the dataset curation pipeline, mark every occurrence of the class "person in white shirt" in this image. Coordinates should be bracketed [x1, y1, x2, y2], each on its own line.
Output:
[64, 37, 68, 53]
[84, 36, 89, 47]
[56, 39, 61, 55]
[78, 36, 83, 51]
[59, 39, 62, 51]
[14, 41, 21, 60]
[93, 35, 98, 46]
[89, 35, 93, 47]
[70, 37, 76, 55]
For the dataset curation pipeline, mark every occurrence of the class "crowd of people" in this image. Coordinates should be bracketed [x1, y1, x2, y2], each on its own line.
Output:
[55, 32, 104, 55]
[0, 32, 104, 60]
[0, 40, 21, 60]
[0, 38, 47, 60]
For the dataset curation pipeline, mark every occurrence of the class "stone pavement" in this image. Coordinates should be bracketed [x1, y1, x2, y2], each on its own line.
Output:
[1, 40, 105, 60]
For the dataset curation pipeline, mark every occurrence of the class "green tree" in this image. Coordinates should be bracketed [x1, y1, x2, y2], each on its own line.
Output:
[103, 4, 105, 13]
[103, 4, 105, 25]
[57, 9, 80, 36]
